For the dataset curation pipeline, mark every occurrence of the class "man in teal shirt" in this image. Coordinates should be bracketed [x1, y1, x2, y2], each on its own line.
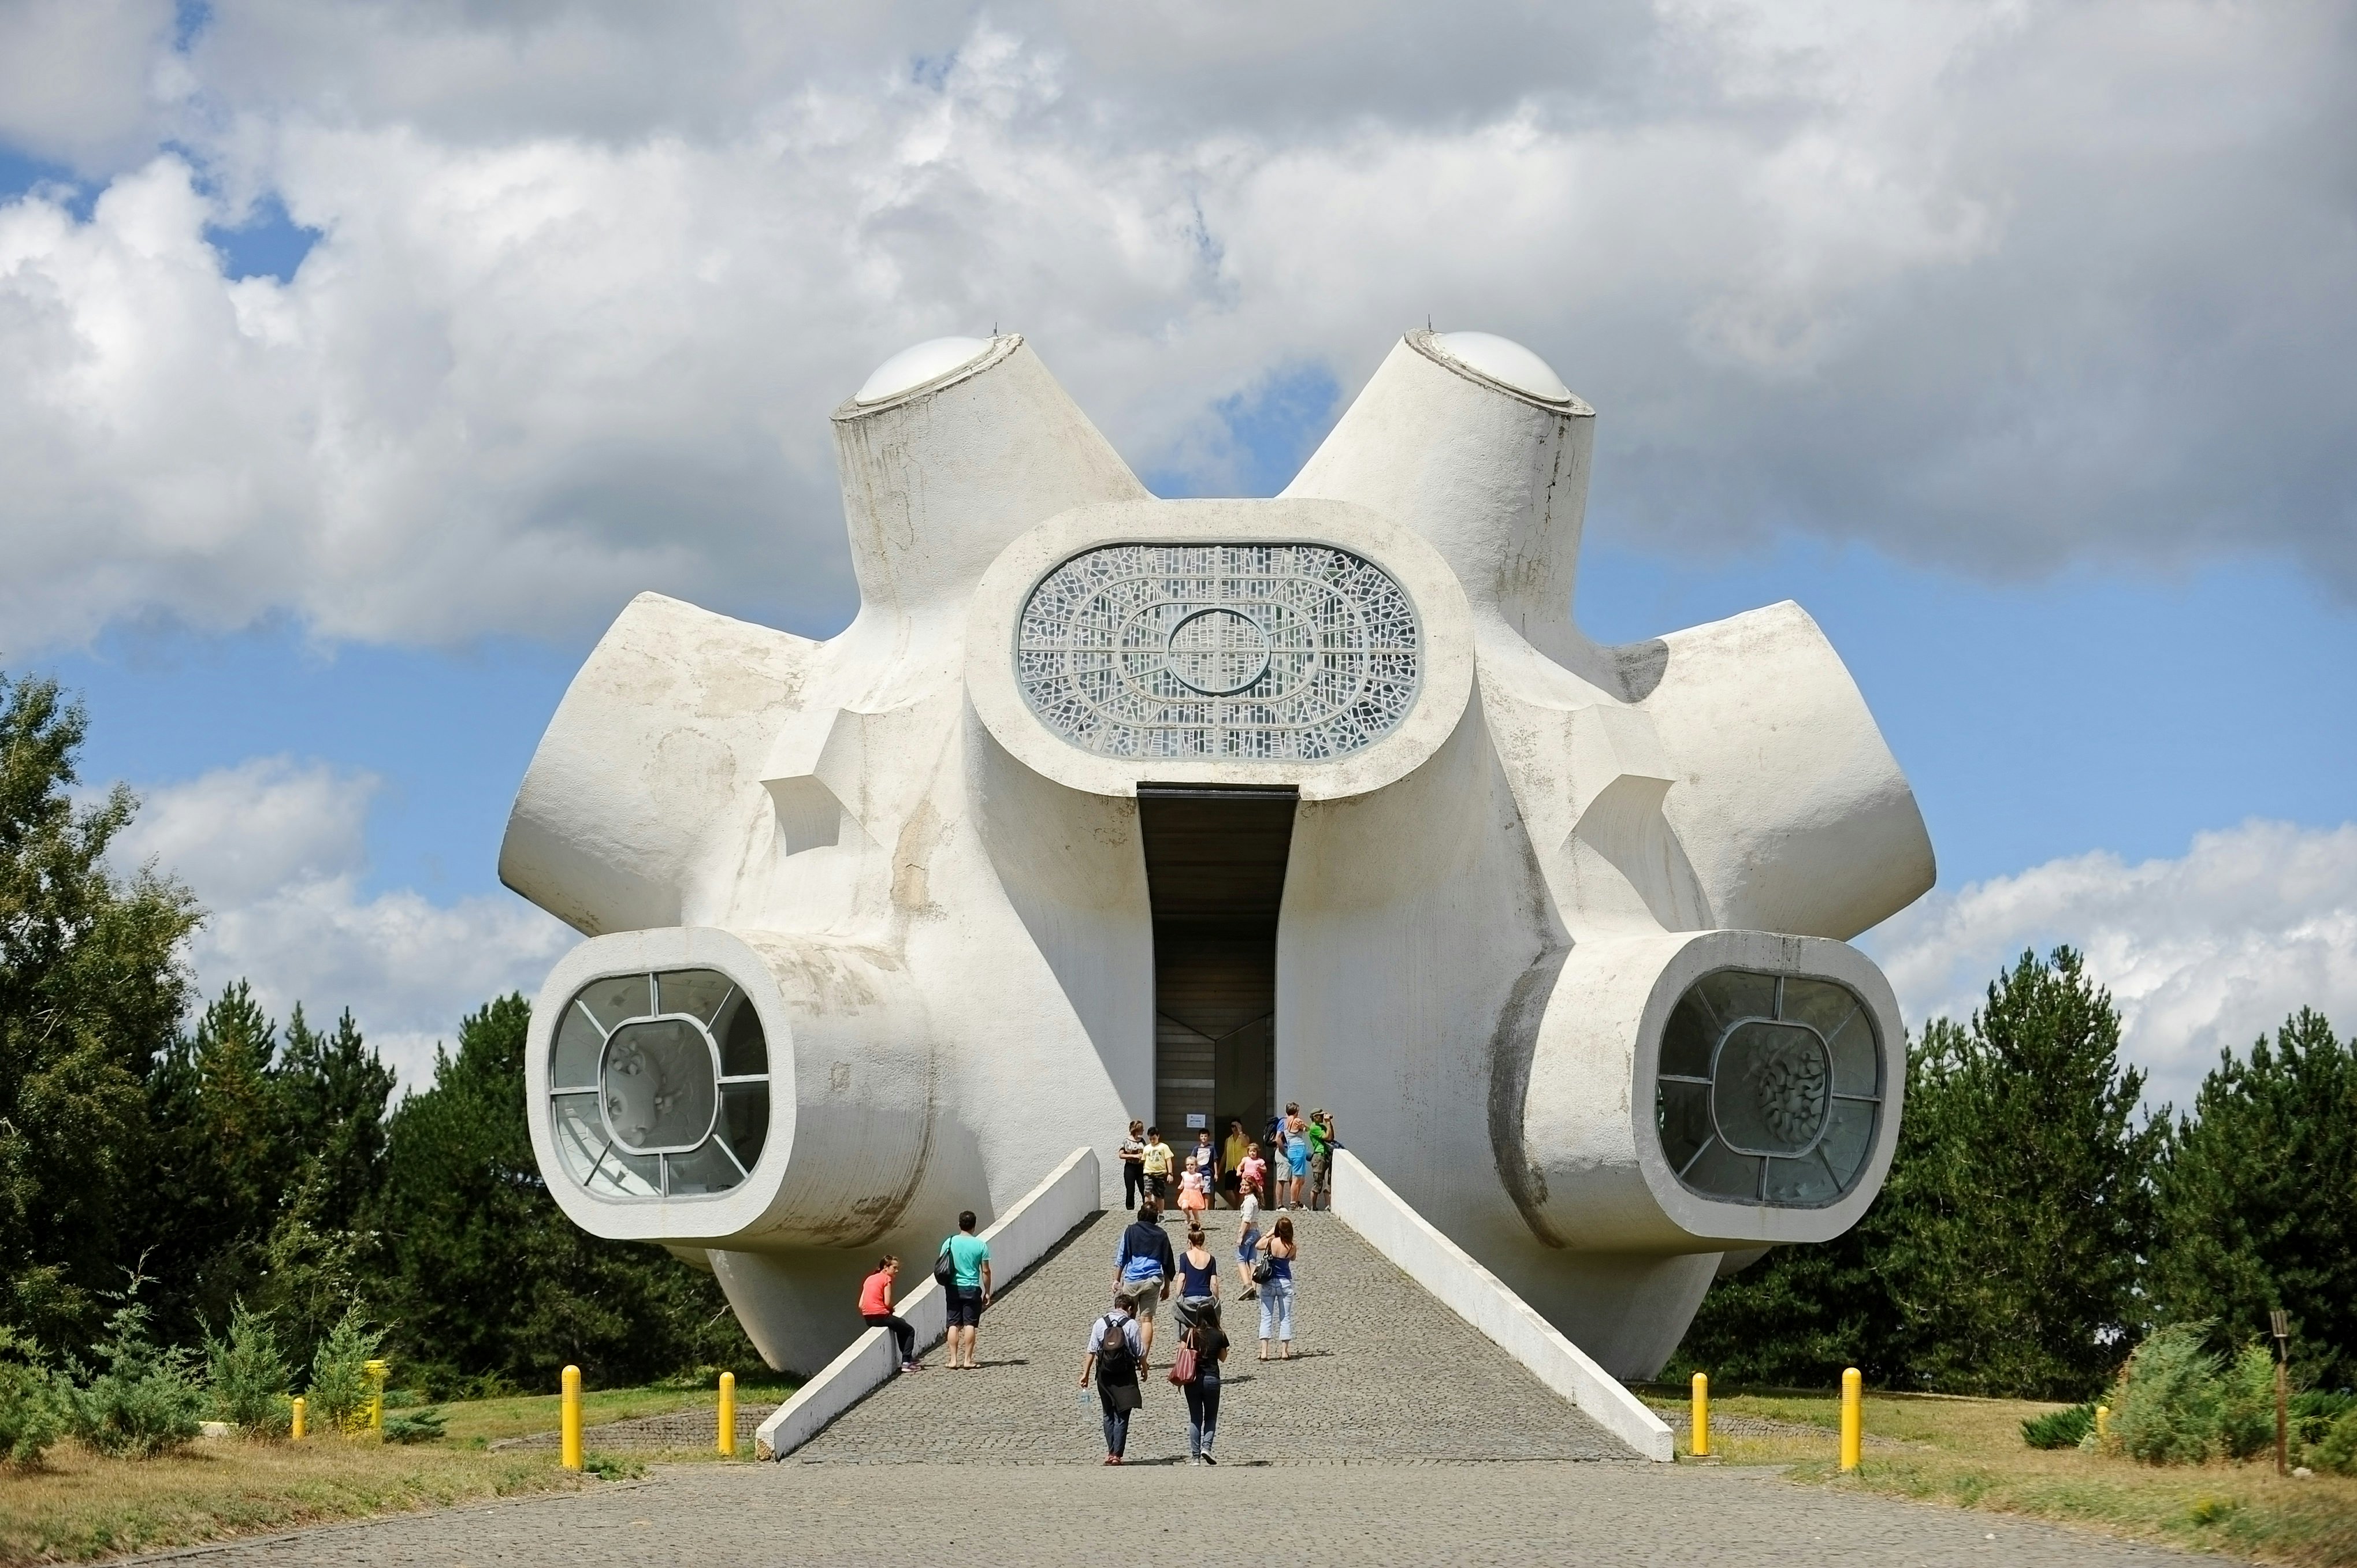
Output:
[942, 1210, 993, 1369]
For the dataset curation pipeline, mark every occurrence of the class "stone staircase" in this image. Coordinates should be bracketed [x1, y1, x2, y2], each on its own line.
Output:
[792, 1208, 1638, 1466]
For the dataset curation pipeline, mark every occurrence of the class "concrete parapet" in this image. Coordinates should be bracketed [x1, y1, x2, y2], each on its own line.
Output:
[755, 1146, 1100, 1459]
[1330, 1149, 1675, 1462]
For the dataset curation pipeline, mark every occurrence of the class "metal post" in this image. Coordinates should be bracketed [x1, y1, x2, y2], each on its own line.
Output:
[2095, 1404, 2108, 1444]
[1690, 1372, 1710, 1457]
[561, 1365, 583, 1472]
[718, 1370, 737, 1457]
[291, 1395, 306, 1440]
[2272, 1309, 2291, 1477]
[365, 1358, 388, 1432]
[1840, 1368, 1862, 1472]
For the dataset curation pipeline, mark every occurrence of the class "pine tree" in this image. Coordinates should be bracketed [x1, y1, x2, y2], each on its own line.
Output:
[0, 673, 201, 1351]
[2149, 1010, 2357, 1388]
[144, 982, 295, 1336]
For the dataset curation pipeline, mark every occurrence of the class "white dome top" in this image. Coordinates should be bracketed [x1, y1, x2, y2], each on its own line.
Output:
[854, 336, 993, 404]
[1433, 331, 1572, 403]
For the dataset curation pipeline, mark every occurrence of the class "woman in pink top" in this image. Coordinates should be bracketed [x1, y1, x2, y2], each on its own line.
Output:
[858, 1256, 923, 1373]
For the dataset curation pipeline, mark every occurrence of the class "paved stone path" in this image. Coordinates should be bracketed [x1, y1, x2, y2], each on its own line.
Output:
[795, 1205, 1633, 1464]
[130, 1459, 2237, 1565]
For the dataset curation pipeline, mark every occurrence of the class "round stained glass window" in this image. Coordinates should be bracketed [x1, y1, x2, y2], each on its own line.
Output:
[1014, 543, 1421, 762]
[1655, 969, 1883, 1208]
[547, 969, 770, 1200]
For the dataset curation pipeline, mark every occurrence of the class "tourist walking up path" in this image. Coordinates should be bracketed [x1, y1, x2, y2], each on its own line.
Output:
[1281, 1103, 1310, 1210]
[1174, 1224, 1220, 1331]
[1255, 1213, 1299, 1358]
[1176, 1302, 1230, 1464]
[941, 1211, 992, 1369]
[1111, 1201, 1175, 1365]
[1080, 1288, 1146, 1464]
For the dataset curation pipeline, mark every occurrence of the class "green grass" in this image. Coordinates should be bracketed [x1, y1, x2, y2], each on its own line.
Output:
[0, 1376, 795, 1564]
[1641, 1384, 2357, 1567]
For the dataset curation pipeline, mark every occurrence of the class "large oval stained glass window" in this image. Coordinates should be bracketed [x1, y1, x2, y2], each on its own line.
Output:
[1016, 543, 1421, 762]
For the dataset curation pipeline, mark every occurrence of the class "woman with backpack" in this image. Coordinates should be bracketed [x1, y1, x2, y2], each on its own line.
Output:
[1254, 1213, 1299, 1359]
[1170, 1301, 1229, 1465]
[1079, 1287, 1146, 1465]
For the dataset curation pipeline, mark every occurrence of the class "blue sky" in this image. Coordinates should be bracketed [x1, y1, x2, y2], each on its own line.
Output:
[1, 1, 2351, 1106]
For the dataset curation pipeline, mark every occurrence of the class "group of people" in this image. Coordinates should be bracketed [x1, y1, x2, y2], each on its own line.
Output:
[1118, 1103, 1340, 1217]
[1085, 1193, 1299, 1463]
[846, 1107, 1332, 1465]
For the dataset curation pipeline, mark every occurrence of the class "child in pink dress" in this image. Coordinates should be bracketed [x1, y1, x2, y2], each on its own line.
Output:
[1177, 1161, 1211, 1219]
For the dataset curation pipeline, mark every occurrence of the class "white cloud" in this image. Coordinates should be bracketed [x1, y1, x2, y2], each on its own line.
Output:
[115, 757, 570, 1087]
[1864, 820, 2357, 1116]
[0, 2, 2351, 653]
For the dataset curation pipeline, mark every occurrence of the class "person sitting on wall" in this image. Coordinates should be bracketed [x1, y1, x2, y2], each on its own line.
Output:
[940, 1211, 992, 1370]
[858, 1255, 923, 1374]
[1112, 1200, 1176, 1368]
[1140, 1126, 1175, 1205]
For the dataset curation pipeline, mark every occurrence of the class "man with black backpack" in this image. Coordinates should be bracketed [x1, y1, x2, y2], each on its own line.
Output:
[1079, 1287, 1147, 1465]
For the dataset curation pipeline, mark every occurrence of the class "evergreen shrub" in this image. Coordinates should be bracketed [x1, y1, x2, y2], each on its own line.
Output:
[62, 1302, 206, 1457]
[2313, 1407, 2357, 1476]
[307, 1303, 386, 1433]
[2021, 1402, 2096, 1449]
[0, 1328, 64, 1464]
[2110, 1324, 2224, 1465]
[207, 1302, 293, 1436]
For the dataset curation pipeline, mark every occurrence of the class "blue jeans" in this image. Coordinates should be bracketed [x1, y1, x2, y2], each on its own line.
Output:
[1184, 1370, 1221, 1455]
[1258, 1276, 1295, 1342]
[1101, 1403, 1131, 1457]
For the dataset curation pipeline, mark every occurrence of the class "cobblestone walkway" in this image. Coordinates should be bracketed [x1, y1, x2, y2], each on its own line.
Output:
[129, 1458, 2236, 1566]
[794, 1206, 1634, 1465]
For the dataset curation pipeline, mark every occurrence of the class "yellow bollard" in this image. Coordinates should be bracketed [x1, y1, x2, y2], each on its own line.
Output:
[717, 1371, 736, 1458]
[2096, 1404, 2109, 1443]
[560, 1365, 583, 1472]
[365, 1359, 388, 1432]
[291, 1395, 306, 1440]
[1840, 1368, 1863, 1472]
[1691, 1372, 1710, 1457]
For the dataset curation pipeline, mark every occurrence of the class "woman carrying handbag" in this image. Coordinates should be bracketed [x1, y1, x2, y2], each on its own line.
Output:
[1168, 1302, 1229, 1466]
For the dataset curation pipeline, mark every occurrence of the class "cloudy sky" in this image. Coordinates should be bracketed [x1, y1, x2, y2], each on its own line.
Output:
[5, 0, 2352, 1108]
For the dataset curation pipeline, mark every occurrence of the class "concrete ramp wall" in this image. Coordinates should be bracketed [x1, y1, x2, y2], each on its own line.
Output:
[756, 1147, 1101, 1459]
[1331, 1150, 1675, 1461]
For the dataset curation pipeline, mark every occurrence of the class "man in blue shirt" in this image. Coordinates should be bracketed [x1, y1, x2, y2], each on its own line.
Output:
[942, 1209, 992, 1369]
[1111, 1201, 1175, 1366]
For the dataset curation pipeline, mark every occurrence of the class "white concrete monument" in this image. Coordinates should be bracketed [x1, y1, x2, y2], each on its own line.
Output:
[501, 329, 1935, 1379]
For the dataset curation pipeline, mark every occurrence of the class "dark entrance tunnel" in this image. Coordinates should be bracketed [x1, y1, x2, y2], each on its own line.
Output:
[1136, 784, 1299, 1153]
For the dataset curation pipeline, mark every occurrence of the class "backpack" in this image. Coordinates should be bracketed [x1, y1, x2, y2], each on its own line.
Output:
[1094, 1314, 1137, 1385]
[934, 1241, 957, 1289]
